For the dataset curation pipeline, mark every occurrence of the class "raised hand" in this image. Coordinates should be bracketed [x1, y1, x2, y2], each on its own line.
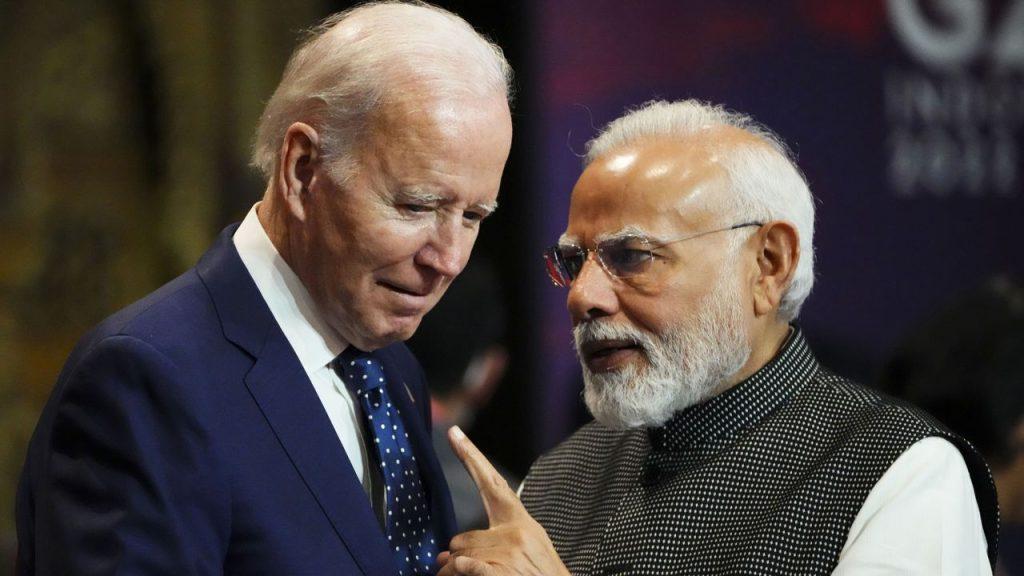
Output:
[437, 426, 570, 576]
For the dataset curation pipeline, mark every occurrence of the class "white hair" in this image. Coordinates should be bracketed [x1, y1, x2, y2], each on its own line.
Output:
[251, 1, 513, 182]
[585, 99, 815, 321]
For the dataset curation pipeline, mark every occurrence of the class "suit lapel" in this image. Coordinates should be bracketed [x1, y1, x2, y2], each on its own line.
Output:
[245, 330, 394, 575]
[197, 226, 395, 575]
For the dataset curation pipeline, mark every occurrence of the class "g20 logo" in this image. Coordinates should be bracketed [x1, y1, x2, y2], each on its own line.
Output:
[888, 0, 1024, 70]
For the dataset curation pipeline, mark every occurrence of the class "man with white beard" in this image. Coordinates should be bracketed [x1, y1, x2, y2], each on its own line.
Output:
[438, 100, 999, 575]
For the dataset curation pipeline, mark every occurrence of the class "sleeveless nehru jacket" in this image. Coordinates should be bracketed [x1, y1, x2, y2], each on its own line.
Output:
[520, 330, 999, 575]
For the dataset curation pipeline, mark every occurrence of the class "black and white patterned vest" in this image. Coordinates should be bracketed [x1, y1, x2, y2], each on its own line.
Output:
[520, 330, 999, 575]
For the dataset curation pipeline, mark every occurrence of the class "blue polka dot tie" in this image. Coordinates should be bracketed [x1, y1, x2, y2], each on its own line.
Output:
[336, 347, 440, 576]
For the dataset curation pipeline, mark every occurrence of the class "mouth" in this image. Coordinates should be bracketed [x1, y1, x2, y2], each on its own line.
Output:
[580, 338, 644, 372]
[378, 281, 430, 298]
[377, 280, 435, 316]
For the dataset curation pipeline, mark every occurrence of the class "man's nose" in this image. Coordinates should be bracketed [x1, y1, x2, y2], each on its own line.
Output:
[567, 254, 620, 323]
[416, 220, 471, 278]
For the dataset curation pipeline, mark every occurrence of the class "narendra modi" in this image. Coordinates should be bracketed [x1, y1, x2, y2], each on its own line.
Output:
[435, 99, 999, 576]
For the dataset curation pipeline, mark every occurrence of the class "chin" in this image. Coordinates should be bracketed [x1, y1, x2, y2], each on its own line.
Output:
[327, 303, 423, 349]
[375, 316, 424, 346]
[347, 332, 399, 352]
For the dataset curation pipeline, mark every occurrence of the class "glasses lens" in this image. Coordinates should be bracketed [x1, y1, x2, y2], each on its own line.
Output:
[543, 245, 587, 287]
[560, 246, 585, 281]
[599, 238, 653, 278]
[541, 247, 570, 287]
[543, 251, 567, 287]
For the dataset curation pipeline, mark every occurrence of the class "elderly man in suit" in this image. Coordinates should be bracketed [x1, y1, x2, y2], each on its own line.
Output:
[16, 2, 512, 574]
[438, 99, 997, 575]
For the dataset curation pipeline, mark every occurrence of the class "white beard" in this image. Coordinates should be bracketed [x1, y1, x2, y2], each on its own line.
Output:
[575, 268, 751, 429]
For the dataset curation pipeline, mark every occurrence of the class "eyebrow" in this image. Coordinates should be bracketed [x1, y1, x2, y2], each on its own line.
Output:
[595, 225, 662, 244]
[559, 226, 661, 248]
[396, 188, 498, 216]
[474, 200, 499, 216]
[557, 232, 579, 247]
[395, 188, 445, 204]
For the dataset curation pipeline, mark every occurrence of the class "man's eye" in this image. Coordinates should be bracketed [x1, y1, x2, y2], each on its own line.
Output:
[614, 249, 649, 264]
[463, 210, 487, 223]
[604, 246, 652, 273]
[401, 204, 432, 214]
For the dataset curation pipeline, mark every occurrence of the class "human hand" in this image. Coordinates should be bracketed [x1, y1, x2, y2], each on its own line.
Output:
[437, 426, 570, 576]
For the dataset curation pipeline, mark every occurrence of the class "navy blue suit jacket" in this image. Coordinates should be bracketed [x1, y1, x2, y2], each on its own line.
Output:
[16, 225, 456, 574]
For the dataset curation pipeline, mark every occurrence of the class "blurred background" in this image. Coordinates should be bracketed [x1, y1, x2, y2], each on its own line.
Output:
[1, 0, 1022, 569]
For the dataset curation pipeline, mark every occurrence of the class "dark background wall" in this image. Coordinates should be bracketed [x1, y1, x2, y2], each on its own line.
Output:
[1, 0, 1021, 567]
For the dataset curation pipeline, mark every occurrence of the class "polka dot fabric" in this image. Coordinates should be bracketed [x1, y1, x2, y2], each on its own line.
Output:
[520, 330, 999, 575]
[337, 348, 440, 576]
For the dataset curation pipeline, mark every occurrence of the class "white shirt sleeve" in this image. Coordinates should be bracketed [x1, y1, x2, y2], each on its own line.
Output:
[832, 436, 991, 575]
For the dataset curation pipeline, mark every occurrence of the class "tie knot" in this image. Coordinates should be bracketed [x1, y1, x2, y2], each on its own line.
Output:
[335, 347, 387, 395]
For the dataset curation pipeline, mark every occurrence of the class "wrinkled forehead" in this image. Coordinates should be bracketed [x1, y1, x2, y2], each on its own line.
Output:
[349, 94, 511, 193]
[562, 135, 739, 245]
[368, 91, 510, 149]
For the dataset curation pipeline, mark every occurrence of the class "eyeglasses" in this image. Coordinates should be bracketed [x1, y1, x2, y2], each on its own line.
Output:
[543, 221, 763, 287]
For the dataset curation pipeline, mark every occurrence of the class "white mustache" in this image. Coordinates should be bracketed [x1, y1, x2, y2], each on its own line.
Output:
[573, 321, 655, 360]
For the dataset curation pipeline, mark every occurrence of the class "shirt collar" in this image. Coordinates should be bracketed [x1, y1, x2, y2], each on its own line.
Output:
[649, 327, 819, 452]
[233, 203, 346, 371]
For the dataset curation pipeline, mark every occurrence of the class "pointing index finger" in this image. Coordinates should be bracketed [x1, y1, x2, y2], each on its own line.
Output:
[448, 425, 520, 524]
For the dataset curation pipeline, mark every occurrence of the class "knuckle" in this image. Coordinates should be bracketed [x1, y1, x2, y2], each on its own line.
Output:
[487, 473, 509, 493]
[509, 525, 528, 546]
[453, 555, 474, 572]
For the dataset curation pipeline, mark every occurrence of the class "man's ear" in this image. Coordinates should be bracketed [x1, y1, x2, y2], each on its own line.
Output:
[274, 122, 320, 222]
[751, 221, 800, 317]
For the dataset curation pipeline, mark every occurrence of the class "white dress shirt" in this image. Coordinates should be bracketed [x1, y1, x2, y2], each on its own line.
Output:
[233, 203, 377, 500]
[834, 436, 991, 574]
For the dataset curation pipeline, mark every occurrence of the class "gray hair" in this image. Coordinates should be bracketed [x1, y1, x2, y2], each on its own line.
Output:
[250, 1, 513, 182]
[585, 99, 815, 321]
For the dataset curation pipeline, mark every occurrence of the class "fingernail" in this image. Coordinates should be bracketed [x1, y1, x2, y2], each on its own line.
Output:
[451, 425, 466, 440]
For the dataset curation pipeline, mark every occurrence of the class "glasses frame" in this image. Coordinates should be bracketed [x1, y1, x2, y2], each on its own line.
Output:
[543, 221, 764, 287]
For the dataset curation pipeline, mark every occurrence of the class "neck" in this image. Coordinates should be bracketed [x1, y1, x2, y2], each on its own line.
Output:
[257, 185, 294, 265]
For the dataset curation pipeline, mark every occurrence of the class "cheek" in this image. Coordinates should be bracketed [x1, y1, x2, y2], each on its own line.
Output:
[621, 283, 697, 335]
[359, 220, 434, 264]
[455, 228, 480, 264]
[617, 291, 667, 334]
